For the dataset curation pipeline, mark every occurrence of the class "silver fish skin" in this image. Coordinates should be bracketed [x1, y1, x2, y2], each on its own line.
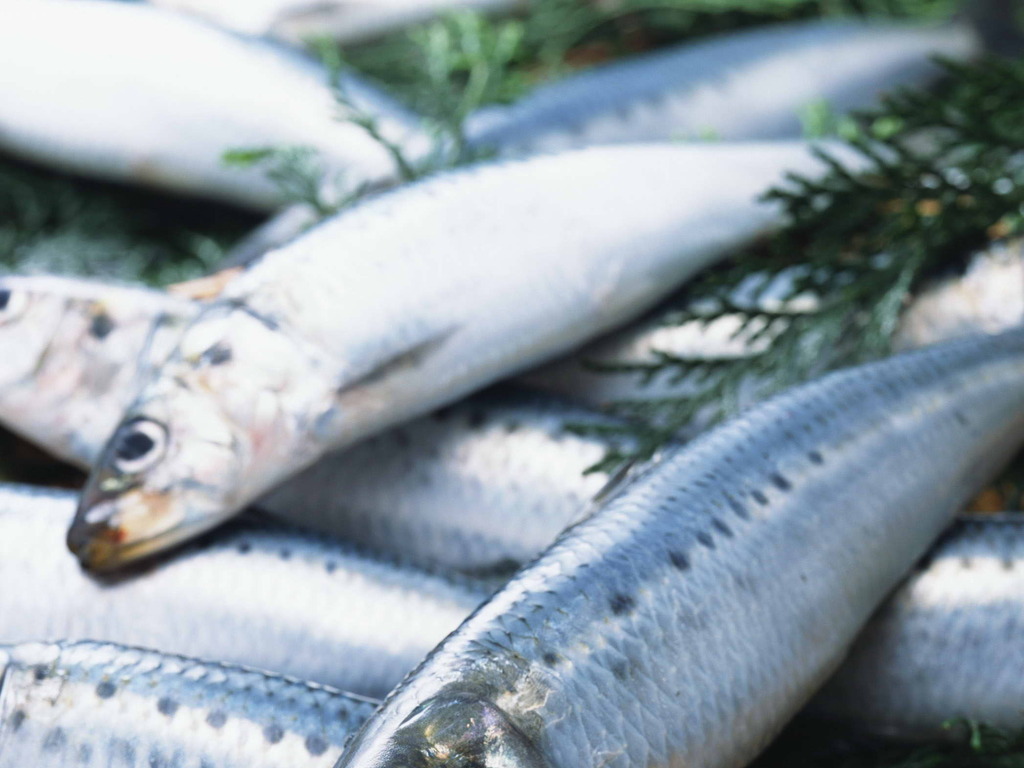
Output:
[0, 0, 426, 210]
[333, 327, 1024, 768]
[0, 640, 378, 768]
[72, 140, 851, 570]
[0, 275, 619, 572]
[810, 514, 1024, 739]
[524, 240, 1024, 409]
[464, 19, 979, 156]
[0, 275, 198, 466]
[258, 389, 624, 571]
[150, 0, 523, 43]
[0, 484, 486, 698]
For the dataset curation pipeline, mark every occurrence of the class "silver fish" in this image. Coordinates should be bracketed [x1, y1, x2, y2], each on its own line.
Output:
[0, 0, 425, 210]
[465, 18, 979, 155]
[71, 140, 850, 570]
[150, 0, 523, 43]
[0, 640, 378, 768]
[0, 276, 198, 467]
[811, 513, 1024, 739]
[525, 239, 1024, 410]
[0, 275, 621, 572]
[234, 16, 981, 266]
[0, 484, 485, 697]
[333, 327, 1024, 768]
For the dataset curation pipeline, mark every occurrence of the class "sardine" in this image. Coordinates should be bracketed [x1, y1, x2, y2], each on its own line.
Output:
[150, 0, 523, 43]
[234, 16, 982, 265]
[0, 276, 198, 466]
[810, 513, 1024, 739]
[0, 0, 426, 210]
[333, 327, 1024, 768]
[0, 484, 485, 697]
[3, 243, 1019, 572]
[465, 19, 979, 155]
[71, 140, 851, 570]
[0, 640, 378, 768]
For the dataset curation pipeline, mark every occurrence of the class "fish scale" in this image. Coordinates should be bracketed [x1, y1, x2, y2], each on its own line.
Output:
[0, 640, 378, 768]
[334, 327, 1024, 768]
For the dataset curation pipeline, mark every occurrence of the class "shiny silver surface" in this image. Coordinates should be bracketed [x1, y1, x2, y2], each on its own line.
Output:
[0, 640, 377, 768]
[335, 328, 1024, 768]
[0, 485, 486, 698]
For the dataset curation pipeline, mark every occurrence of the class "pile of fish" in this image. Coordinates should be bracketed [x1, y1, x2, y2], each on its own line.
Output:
[1, 1, 1022, 767]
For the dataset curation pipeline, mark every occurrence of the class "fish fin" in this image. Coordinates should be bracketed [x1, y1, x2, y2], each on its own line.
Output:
[167, 267, 244, 301]
[568, 455, 656, 528]
[336, 327, 457, 395]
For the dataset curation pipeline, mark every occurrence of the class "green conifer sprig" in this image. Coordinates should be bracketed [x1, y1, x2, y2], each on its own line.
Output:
[577, 56, 1024, 470]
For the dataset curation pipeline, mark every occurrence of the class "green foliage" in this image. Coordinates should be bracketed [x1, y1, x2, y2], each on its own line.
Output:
[578, 56, 1024, 467]
[0, 157, 254, 285]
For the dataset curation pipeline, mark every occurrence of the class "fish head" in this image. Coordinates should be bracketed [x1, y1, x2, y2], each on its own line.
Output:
[0, 275, 79, 391]
[335, 692, 549, 768]
[69, 304, 332, 571]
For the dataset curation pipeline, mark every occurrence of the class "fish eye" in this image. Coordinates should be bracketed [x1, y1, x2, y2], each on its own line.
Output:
[0, 287, 28, 324]
[111, 418, 168, 475]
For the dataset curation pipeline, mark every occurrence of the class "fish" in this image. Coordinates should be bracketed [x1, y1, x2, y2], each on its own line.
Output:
[70, 139, 852, 570]
[0, 275, 198, 467]
[230, 16, 982, 266]
[809, 513, 1024, 739]
[0, 640, 378, 768]
[0, 0, 426, 210]
[1, 242, 1017, 572]
[0, 484, 486, 698]
[464, 18, 980, 156]
[525, 239, 1024, 410]
[149, 0, 523, 44]
[332, 326, 1024, 768]
[7, 523, 1024, 757]
[0, 275, 623, 572]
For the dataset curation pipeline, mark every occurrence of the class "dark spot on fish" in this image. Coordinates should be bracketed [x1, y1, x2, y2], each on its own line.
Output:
[149, 748, 170, 768]
[115, 430, 154, 463]
[542, 652, 559, 667]
[0, 289, 9, 310]
[724, 495, 749, 520]
[89, 312, 114, 339]
[279, 548, 292, 560]
[77, 744, 92, 764]
[611, 662, 628, 681]
[43, 727, 67, 751]
[201, 342, 232, 366]
[609, 593, 635, 616]
[955, 411, 970, 426]
[116, 739, 136, 764]
[325, 561, 337, 574]
[157, 697, 179, 717]
[770, 473, 791, 491]
[206, 711, 227, 729]
[33, 666, 47, 681]
[751, 489, 769, 505]
[468, 410, 487, 428]
[712, 518, 733, 538]
[697, 531, 715, 549]
[10, 710, 25, 732]
[338, 708, 348, 720]
[668, 550, 690, 570]
[264, 724, 285, 744]
[237, 541, 252, 554]
[305, 736, 329, 756]
[808, 450, 824, 465]
[96, 681, 116, 699]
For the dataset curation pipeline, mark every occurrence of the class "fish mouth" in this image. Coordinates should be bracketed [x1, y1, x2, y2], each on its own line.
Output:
[66, 504, 224, 573]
